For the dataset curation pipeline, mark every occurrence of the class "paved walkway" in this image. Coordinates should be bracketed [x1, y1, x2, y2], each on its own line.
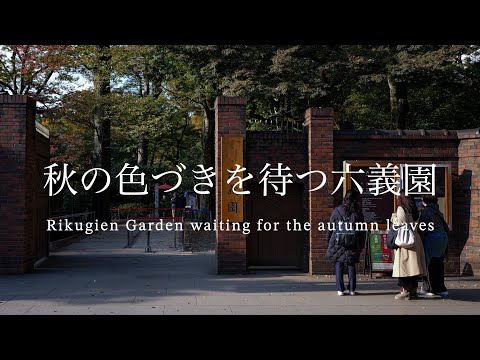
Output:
[1, 227, 480, 315]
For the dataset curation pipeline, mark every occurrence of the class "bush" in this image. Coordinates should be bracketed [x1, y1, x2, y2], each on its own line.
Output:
[113, 202, 149, 219]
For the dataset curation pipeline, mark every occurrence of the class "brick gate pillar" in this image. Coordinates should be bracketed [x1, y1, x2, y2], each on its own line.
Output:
[0, 95, 37, 273]
[215, 96, 247, 274]
[458, 134, 480, 275]
[305, 108, 334, 274]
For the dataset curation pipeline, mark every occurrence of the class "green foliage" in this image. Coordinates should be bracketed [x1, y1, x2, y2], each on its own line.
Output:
[34, 44, 480, 216]
[44, 90, 96, 168]
[342, 83, 392, 129]
[344, 45, 480, 129]
[115, 202, 147, 209]
[113, 202, 150, 219]
[39, 45, 480, 194]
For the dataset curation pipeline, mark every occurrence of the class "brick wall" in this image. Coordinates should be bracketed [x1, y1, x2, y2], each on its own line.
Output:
[0, 95, 36, 273]
[0, 95, 49, 274]
[215, 96, 248, 274]
[1, 94, 475, 276]
[457, 134, 480, 275]
[216, 97, 478, 276]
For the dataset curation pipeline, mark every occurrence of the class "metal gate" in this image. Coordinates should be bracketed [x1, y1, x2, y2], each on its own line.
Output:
[246, 182, 305, 268]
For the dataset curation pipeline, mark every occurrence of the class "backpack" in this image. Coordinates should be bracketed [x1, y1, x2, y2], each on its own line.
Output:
[334, 209, 357, 249]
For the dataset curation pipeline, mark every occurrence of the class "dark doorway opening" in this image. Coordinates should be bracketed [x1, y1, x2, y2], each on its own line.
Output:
[246, 183, 306, 269]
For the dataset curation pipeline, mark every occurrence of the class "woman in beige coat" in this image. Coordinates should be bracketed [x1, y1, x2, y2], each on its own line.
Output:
[391, 191, 427, 300]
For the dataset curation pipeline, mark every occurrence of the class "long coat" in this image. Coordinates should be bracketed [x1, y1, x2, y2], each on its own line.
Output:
[418, 203, 449, 267]
[391, 206, 427, 278]
[326, 205, 365, 264]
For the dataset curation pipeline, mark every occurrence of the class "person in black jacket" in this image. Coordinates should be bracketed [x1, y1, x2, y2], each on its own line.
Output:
[418, 194, 449, 297]
[175, 192, 187, 217]
[326, 189, 365, 296]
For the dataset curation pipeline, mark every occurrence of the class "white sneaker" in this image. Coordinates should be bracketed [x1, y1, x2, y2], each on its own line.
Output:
[337, 291, 345, 296]
[349, 291, 356, 296]
[425, 292, 435, 296]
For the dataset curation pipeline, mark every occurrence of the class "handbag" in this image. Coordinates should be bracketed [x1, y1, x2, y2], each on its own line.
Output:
[386, 227, 398, 250]
[395, 224, 416, 249]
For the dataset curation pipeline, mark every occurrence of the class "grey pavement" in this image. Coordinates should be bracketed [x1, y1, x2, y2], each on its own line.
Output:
[1, 226, 480, 315]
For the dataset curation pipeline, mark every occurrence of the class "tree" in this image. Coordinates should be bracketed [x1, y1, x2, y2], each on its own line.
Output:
[345, 45, 478, 129]
[149, 46, 237, 210]
[111, 94, 200, 166]
[42, 45, 480, 217]
[244, 46, 357, 124]
[113, 45, 159, 165]
[0, 45, 74, 107]
[42, 90, 96, 215]
[45, 90, 96, 168]
[75, 45, 113, 222]
[148, 45, 360, 209]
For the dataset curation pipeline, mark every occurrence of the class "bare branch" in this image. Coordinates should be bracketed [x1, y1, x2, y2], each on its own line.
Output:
[10, 50, 18, 93]
[0, 80, 15, 93]
[157, 83, 204, 107]
[0, 58, 10, 73]
[35, 71, 54, 96]
[31, 65, 49, 79]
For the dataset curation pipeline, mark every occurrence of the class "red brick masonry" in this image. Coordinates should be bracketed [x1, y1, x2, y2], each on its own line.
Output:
[0, 95, 49, 274]
[215, 96, 480, 276]
[1, 95, 478, 276]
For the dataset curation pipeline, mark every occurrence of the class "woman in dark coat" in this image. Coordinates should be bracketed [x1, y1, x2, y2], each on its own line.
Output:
[418, 194, 449, 297]
[326, 189, 365, 296]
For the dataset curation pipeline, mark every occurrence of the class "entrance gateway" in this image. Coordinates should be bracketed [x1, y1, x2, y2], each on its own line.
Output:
[0, 95, 479, 276]
[214, 96, 480, 276]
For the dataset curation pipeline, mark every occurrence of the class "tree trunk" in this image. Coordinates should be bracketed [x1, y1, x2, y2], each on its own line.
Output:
[149, 146, 156, 167]
[145, 80, 150, 96]
[200, 101, 216, 213]
[137, 137, 149, 166]
[387, 72, 409, 129]
[137, 76, 150, 166]
[92, 45, 112, 223]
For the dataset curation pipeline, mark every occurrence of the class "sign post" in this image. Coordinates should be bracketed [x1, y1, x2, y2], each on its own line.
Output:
[367, 231, 393, 277]
[221, 137, 244, 223]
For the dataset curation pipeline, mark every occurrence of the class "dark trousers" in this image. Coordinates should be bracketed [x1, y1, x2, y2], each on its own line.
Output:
[335, 262, 356, 292]
[423, 256, 447, 293]
[398, 276, 418, 292]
